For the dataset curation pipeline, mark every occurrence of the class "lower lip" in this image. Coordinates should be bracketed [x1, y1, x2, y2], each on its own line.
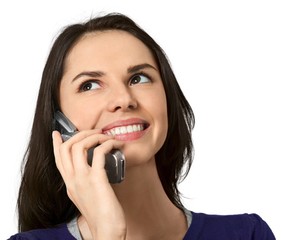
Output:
[112, 127, 148, 141]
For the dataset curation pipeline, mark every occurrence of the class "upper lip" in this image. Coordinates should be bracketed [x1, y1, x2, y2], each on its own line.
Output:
[102, 118, 149, 132]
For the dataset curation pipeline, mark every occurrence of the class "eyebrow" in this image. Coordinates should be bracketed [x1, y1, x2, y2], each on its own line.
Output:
[127, 63, 157, 74]
[71, 63, 157, 82]
[72, 70, 104, 82]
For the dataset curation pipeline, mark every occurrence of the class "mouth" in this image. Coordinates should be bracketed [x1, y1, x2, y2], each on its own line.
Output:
[103, 123, 149, 136]
[102, 118, 149, 139]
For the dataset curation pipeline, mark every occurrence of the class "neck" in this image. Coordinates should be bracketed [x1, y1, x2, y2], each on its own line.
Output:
[113, 159, 179, 218]
[112, 159, 187, 239]
[79, 159, 187, 240]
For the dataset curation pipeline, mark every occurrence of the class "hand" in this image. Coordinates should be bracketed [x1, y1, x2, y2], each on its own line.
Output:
[52, 130, 126, 239]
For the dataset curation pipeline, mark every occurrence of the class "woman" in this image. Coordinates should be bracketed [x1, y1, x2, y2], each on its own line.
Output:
[9, 13, 275, 239]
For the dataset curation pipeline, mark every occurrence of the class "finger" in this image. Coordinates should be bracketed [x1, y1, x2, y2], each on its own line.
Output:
[71, 134, 115, 173]
[52, 130, 73, 179]
[65, 129, 102, 146]
[52, 130, 63, 169]
[91, 139, 124, 171]
[55, 129, 103, 176]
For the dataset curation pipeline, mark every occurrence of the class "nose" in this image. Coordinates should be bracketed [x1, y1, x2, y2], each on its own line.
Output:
[107, 84, 138, 112]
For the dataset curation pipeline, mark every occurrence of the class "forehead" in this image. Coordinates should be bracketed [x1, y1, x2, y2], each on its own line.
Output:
[64, 30, 157, 71]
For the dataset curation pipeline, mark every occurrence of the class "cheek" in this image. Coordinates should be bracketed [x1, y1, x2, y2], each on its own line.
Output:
[151, 90, 168, 147]
[156, 90, 168, 127]
[156, 105, 168, 147]
[59, 94, 101, 131]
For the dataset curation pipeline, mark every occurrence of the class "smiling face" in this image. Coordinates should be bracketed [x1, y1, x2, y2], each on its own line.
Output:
[59, 30, 168, 166]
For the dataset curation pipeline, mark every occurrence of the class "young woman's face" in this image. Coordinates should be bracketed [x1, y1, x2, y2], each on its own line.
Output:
[59, 30, 168, 166]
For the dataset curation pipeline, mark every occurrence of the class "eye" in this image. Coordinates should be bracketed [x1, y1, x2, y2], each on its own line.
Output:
[130, 73, 151, 86]
[79, 80, 101, 92]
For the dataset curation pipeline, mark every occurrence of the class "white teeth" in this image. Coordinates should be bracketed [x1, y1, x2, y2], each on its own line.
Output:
[133, 125, 138, 131]
[120, 126, 126, 134]
[127, 125, 133, 133]
[105, 124, 145, 136]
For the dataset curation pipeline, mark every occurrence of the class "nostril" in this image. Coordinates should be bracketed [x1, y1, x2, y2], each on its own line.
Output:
[114, 106, 122, 111]
[128, 103, 137, 110]
[113, 102, 137, 112]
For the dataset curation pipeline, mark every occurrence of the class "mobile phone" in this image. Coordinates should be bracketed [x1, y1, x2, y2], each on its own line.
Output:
[53, 111, 125, 184]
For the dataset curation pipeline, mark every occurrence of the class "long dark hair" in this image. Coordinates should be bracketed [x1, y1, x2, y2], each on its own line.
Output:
[17, 12, 195, 232]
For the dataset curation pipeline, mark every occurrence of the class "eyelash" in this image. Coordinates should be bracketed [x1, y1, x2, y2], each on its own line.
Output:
[78, 71, 152, 92]
[78, 80, 101, 92]
[129, 72, 152, 85]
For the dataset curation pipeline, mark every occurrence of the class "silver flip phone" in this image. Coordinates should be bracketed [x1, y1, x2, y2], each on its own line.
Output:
[53, 111, 125, 184]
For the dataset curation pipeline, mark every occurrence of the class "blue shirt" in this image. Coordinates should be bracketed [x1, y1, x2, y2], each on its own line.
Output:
[8, 212, 275, 240]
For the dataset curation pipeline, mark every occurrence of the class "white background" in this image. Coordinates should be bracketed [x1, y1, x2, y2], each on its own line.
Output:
[1, 1, 281, 239]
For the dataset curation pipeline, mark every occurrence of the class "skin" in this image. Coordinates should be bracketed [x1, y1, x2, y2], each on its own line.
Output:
[52, 30, 187, 239]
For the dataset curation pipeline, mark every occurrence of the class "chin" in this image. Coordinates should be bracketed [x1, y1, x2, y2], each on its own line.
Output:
[122, 147, 155, 168]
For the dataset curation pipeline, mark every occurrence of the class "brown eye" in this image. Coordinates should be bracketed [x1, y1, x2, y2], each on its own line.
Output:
[130, 74, 151, 85]
[80, 80, 101, 92]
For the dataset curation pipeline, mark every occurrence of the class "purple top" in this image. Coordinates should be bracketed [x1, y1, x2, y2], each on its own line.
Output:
[8, 212, 275, 240]
[183, 212, 275, 239]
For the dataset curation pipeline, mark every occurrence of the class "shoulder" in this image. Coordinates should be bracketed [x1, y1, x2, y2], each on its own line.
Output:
[8, 224, 76, 240]
[184, 211, 275, 240]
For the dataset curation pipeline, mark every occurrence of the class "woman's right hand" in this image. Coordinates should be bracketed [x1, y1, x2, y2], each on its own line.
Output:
[52, 129, 126, 239]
